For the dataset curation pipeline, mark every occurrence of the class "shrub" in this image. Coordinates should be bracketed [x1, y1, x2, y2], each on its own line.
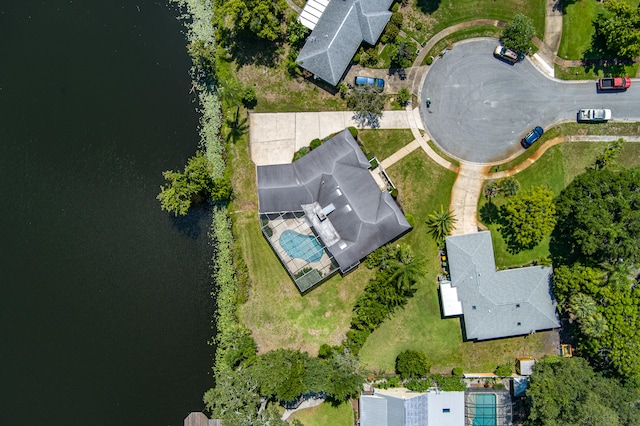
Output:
[405, 213, 416, 228]
[436, 375, 466, 391]
[310, 138, 322, 150]
[452, 367, 464, 376]
[415, 22, 423, 31]
[391, 3, 399, 12]
[387, 376, 401, 387]
[344, 329, 370, 355]
[348, 126, 358, 138]
[396, 87, 410, 106]
[391, 12, 404, 28]
[241, 86, 257, 109]
[495, 363, 513, 377]
[384, 23, 400, 42]
[425, 56, 433, 65]
[292, 146, 309, 161]
[396, 350, 432, 379]
[390, 188, 399, 198]
[369, 158, 379, 169]
[405, 378, 431, 392]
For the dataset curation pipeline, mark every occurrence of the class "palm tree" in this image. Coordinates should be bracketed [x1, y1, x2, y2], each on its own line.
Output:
[426, 205, 457, 242]
[498, 176, 520, 197]
[224, 114, 249, 144]
[378, 245, 424, 306]
[581, 312, 609, 338]
[568, 293, 597, 321]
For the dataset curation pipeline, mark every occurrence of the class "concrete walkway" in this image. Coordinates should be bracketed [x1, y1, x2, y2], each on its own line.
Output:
[449, 163, 490, 235]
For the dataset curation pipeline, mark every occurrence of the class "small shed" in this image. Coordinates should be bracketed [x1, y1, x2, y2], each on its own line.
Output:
[516, 357, 536, 376]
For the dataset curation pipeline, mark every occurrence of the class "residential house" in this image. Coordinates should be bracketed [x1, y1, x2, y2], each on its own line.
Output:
[440, 231, 560, 340]
[296, 0, 394, 86]
[257, 129, 410, 291]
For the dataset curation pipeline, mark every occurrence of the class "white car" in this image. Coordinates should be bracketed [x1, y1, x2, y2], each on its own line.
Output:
[577, 109, 612, 123]
[494, 45, 519, 63]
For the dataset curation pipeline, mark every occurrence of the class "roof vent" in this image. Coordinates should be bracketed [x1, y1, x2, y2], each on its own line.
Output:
[345, 204, 352, 212]
[336, 188, 342, 196]
[339, 241, 347, 250]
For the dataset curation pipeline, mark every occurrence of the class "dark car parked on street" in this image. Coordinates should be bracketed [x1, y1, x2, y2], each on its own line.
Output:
[521, 126, 544, 149]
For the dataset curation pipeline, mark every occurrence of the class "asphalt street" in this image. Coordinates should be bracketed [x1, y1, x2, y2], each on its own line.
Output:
[420, 39, 639, 163]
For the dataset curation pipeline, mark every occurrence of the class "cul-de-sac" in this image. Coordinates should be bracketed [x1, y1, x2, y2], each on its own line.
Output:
[165, 0, 640, 425]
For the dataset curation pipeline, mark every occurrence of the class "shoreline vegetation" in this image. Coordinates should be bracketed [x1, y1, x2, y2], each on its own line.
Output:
[164, 0, 640, 424]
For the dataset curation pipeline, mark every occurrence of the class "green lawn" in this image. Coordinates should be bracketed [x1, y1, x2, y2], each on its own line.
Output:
[358, 129, 414, 161]
[424, 26, 503, 62]
[492, 122, 640, 172]
[287, 402, 353, 426]
[479, 142, 636, 269]
[357, 148, 556, 373]
[558, 0, 604, 60]
[415, 0, 545, 42]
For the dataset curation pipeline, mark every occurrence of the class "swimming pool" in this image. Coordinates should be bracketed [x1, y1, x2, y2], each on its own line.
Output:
[471, 393, 496, 426]
[279, 230, 324, 263]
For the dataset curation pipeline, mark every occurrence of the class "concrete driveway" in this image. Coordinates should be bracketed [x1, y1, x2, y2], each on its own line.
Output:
[250, 110, 418, 166]
[420, 38, 639, 163]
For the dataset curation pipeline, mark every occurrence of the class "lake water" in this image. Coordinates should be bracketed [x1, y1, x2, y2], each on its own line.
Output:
[0, 1, 214, 424]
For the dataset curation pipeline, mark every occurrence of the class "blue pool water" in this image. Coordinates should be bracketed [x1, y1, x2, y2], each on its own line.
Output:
[472, 393, 497, 426]
[279, 230, 324, 262]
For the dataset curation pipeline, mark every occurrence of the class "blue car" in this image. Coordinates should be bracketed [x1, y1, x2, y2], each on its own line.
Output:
[521, 126, 544, 149]
[354, 76, 385, 89]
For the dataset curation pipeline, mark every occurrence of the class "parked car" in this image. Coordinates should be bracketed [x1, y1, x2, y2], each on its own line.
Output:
[521, 126, 544, 149]
[493, 45, 519, 64]
[577, 108, 612, 123]
[354, 76, 385, 89]
[598, 77, 631, 91]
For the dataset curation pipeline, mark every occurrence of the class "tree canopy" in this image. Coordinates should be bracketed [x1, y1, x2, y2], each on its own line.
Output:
[595, 0, 640, 58]
[396, 349, 432, 379]
[500, 185, 556, 251]
[527, 356, 640, 426]
[218, 0, 287, 41]
[347, 86, 386, 128]
[553, 263, 640, 381]
[157, 151, 232, 216]
[553, 166, 640, 266]
[501, 13, 535, 55]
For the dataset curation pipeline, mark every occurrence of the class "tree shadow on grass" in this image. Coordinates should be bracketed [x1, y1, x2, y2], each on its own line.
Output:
[222, 27, 281, 69]
[479, 202, 499, 225]
[581, 26, 633, 76]
[416, 0, 441, 14]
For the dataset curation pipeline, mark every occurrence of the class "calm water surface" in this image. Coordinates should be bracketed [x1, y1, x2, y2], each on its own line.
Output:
[0, 1, 214, 424]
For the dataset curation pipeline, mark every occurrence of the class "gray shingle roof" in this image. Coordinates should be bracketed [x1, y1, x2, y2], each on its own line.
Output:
[257, 129, 410, 272]
[296, 0, 393, 86]
[445, 231, 560, 340]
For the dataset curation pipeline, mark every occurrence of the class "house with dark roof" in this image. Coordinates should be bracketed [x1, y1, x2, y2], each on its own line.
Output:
[441, 231, 560, 340]
[257, 129, 410, 292]
[359, 388, 465, 426]
[296, 0, 394, 86]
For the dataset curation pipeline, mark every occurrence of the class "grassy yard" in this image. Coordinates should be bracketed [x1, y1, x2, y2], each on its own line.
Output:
[230, 130, 375, 354]
[358, 129, 414, 161]
[492, 122, 640, 172]
[479, 142, 640, 269]
[287, 402, 353, 426]
[401, 0, 544, 46]
[558, 0, 604, 60]
[424, 26, 503, 61]
[358, 149, 556, 373]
